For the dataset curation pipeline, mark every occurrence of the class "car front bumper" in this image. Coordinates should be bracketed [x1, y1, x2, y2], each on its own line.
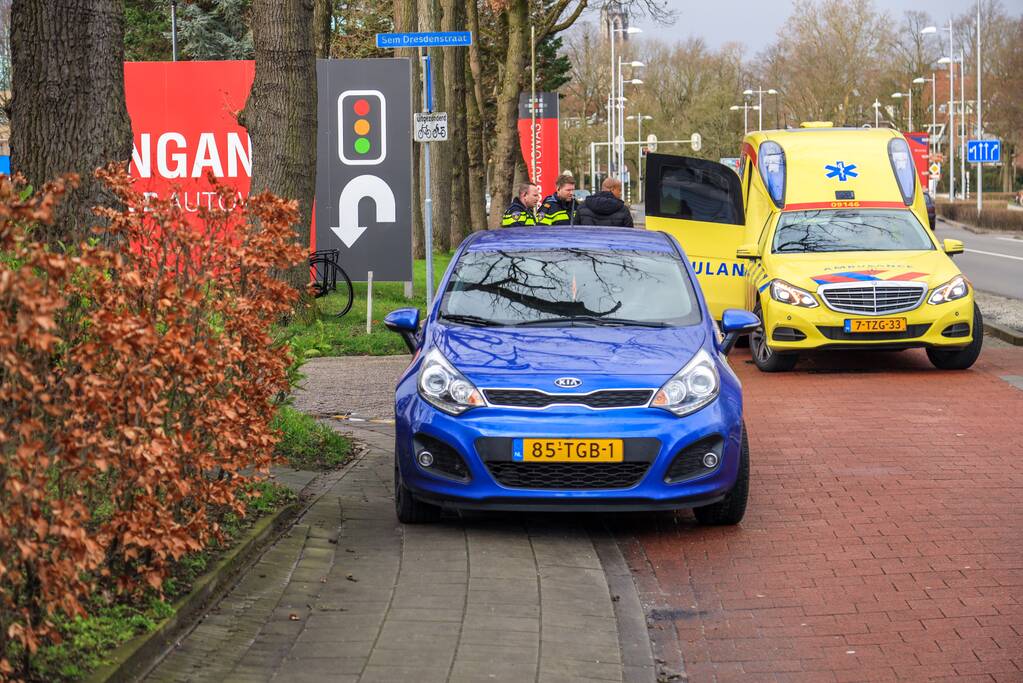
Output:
[394, 392, 745, 512]
[761, 293, 976, 352]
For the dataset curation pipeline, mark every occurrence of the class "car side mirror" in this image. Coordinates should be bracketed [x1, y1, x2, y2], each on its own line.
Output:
[384, 308, 421, 353]
[736, 244, 761, 260]
[943, 238, 964, 256]
[719, 308, 761, 355]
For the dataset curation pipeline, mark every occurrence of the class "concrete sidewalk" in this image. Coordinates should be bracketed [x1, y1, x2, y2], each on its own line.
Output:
[145, 419, 653, 683]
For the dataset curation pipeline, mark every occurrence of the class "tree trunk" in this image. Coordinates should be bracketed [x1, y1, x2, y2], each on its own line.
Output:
[465, 58, 487, 231]
[241, 0, 317, 289]
[442, 0, 468, 245]
[393, 0, 424, 258]
[486, 0, 528, 228]
[10, 0, 132, 247]
[313, 0, 333, 58]
[430, 0, 451, 252]
[465, 0, 490, 230]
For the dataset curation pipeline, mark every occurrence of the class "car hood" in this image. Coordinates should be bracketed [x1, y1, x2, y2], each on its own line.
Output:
[429, 323, 707, 389]
[768, 250, 961, 292]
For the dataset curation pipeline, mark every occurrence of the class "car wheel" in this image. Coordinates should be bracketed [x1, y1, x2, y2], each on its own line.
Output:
[926, 303, 984, 370]
[694, 425, 749, 526]
[394, 457, 441, 524]
[750, 304, 798, 372]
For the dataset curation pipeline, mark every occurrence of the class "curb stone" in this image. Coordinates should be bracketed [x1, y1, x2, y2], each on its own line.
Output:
[84, 501, 301, 683]
[592, 531, 658, 683]
[986, 320, 1023, 346]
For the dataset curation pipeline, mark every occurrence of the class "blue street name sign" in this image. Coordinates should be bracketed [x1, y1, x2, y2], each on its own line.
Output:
[967, 139, 1001, 164]
[376, 31, 472, 48]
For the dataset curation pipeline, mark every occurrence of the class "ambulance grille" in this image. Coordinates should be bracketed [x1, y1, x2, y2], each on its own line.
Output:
[817, 282, 927, 315]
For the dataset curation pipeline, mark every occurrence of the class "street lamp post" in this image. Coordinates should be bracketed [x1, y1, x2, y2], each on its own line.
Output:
[914, 74, 937, 194]
[607, 24, 641, 180]
[617, 58, 644, 184]
[730, 103, 759, 135]
[892, 90, 912, 131]
[171, 0, 178, 61]
[959, 50, 966, 200]
[872, 99, 881, 128]
[937, 53, 958, 200]
[926, 22, 958, 199]
[742, 86, 777, 131]
[976, 2, 983, 213]
[627, 114, 653, 203]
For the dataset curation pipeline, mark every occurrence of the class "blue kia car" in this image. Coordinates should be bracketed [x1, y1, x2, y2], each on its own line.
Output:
[384, 227, 760, 524]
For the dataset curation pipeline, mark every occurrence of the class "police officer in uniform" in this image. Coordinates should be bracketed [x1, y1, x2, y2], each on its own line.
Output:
[538, 174, 577, 226]
[501, 182, 540, 227]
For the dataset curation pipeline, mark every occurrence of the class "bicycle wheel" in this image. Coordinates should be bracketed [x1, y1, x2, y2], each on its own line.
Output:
[309, 257, 335, 298]
[335, 266, 354, 318]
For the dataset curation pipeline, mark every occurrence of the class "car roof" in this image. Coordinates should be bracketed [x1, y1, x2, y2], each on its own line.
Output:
[464, 227, 677, 254]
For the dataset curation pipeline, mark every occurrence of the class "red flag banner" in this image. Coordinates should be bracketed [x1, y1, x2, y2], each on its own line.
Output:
[517, 92, 560, 197]
[904, 132, 930, 192]
[125, 61, 255, 219]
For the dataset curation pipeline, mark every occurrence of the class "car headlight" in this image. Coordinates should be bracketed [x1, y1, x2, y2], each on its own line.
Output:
[770, 279, 818, 308]
[651, 349, 720, 417]
[417, 348, 485, 415]
[928, 275, 969, 305]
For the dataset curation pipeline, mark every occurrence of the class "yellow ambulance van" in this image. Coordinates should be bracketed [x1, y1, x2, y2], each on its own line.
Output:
[645, 123, 981, 372]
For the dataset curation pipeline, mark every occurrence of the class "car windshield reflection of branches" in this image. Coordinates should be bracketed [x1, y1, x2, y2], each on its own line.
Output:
[773, 209, 934, 253]
[440, 249, 700, 327]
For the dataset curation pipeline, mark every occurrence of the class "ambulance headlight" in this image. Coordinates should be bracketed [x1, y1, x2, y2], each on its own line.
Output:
[928, 275, 969, 305]
[770, 279, 818, 308]
[758, 141, 786, 208]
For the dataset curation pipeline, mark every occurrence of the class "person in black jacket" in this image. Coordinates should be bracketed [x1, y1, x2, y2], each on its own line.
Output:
[574, 177, 634, 227]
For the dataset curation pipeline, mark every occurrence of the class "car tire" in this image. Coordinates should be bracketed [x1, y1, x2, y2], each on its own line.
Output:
[750, 304, 798, 372]
[926, 303, 984, 370]
[694, 425, 749, 526]
[394, 457, 441, 524]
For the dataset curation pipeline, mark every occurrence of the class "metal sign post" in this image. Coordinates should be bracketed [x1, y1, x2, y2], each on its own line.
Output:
[378, 30, 472, 308]
[422, 51, 435, 308]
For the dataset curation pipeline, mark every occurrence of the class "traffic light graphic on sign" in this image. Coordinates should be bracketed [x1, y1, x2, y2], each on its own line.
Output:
[338, 90, 386, 165]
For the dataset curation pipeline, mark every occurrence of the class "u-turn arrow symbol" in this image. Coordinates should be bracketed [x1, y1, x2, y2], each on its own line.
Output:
[332, 175, 396, 248]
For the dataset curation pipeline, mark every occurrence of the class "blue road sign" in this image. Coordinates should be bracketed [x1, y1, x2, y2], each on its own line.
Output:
[967, 139, 1001, 164]
[376, 31, 472, 48]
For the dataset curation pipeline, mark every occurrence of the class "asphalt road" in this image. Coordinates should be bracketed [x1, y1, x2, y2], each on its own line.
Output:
[934, 219, 1023, 300]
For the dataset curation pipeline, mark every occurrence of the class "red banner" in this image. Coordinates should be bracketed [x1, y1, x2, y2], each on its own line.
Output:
[904, 132, 930, 192]
[517, 92, 560, 197]
[125, 61, 255, 217]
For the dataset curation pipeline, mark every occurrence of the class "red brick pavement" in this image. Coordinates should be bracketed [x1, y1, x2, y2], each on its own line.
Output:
[614, 343, 1023, 683]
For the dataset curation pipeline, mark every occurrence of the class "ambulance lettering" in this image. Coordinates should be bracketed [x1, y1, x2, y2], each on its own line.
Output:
[692, 261, 745, 277]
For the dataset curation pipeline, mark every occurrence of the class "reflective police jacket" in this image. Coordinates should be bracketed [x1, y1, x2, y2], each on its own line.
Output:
[538, 194, 575, 226]
[501, 197, 537, 227]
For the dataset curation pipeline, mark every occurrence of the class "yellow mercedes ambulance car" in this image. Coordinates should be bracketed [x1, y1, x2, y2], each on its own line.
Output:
[645, 123, 981, 372]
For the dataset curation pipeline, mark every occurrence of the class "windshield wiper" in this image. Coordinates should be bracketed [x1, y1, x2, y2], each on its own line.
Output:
[439, 313, 502, 327]
[514, 315, 669, 328]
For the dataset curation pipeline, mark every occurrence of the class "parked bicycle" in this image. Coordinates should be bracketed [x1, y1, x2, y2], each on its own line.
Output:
[308, 249, 354, 317]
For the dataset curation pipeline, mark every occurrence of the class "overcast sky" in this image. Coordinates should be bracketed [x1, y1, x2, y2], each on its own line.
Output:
[623, 0, 984, 54]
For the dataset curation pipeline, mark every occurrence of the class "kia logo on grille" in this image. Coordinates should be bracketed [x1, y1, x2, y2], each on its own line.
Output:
[554, 377, 582, 389]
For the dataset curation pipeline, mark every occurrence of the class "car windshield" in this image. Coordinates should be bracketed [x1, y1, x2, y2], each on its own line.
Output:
[772, 209, 934, 253]
[439, 248, 701, 327]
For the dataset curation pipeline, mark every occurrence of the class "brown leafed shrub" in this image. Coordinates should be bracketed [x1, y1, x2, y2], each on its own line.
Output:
[936, 200, 1023, 232]
[0, 167, 304, 679]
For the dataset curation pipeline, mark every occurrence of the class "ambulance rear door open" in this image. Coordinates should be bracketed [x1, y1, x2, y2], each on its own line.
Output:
[644, 153, 747, 318]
